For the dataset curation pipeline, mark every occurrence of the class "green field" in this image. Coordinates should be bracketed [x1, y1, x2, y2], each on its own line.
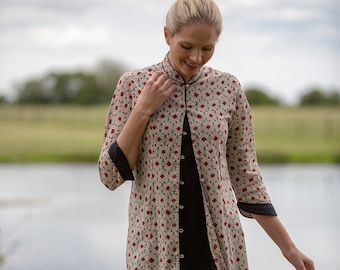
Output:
[251, 107, 340, 163]
[0, 105, 339, 163]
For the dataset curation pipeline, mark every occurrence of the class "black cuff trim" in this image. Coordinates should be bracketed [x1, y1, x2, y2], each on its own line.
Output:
[237, 202, 277, 216]
[108, 141, 135, 181]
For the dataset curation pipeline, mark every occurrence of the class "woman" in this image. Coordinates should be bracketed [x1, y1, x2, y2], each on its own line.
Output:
[98, 0, 315, 269]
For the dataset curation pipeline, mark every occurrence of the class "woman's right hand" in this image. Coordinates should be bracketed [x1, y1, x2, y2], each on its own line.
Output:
[135, 71, 174, 117]
[115, 71, 174, 169]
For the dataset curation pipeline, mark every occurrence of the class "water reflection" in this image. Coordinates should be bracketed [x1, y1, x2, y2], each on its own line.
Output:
[0, 164, 339, 269]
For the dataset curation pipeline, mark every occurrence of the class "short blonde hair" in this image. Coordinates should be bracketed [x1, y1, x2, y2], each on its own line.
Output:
[166, 0, 222, 37]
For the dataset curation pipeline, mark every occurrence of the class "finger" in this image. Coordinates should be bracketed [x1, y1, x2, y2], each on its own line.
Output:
[147, 72, 168, 89]
[162, 78, 173, 90]
[154, 72, 169, 84]
[149, 71, 163, 82]
[151, 75, 171, 92]
[164, 84, 174, 97]
[305, 260, 315, 270]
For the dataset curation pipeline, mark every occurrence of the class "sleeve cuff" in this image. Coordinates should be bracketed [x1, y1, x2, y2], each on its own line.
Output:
[237, 202, 277, 218]
[108, 141, 135, 181]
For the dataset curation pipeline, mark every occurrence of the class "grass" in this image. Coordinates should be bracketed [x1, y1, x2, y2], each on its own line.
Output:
[0, 105, 339, 163]
[0, 105, 108, 163]
[251, 106, 340, 163]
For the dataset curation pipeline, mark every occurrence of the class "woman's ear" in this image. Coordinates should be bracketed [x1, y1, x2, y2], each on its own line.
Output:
[164, 26, 170, 45]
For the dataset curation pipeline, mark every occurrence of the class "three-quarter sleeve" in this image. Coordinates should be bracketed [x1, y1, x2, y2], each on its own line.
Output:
[226, 78, 277, 218]
[98, 72, 135, 190]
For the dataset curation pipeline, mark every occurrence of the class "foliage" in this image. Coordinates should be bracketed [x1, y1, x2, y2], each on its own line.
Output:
[15, 60, 128, 105]
[0, 95, 8, 105]
[299, 88, 340, 106]
[9, 60, 340, 107]
[244, 88, 280, 106]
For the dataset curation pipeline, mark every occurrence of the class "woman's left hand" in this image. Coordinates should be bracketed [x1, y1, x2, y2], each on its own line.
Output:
[283, 246, 315, 270]
[252, 215, 315, 270]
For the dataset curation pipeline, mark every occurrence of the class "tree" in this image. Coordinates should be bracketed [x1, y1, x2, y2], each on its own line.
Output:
[95, 59, 128, 103]
[326, 90, 340, 106]
[299, 89, 327, 106]
[299, 88, 340, 106]
[16, 71, 107, 104]
[16, 78, 50, 104]
[15, 59, 128, 105]
[0, 95, 8, 105]
[244, 88, 280, 106]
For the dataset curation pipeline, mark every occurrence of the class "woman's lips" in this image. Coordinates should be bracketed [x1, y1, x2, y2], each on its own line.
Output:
[185, 62, 200, 70]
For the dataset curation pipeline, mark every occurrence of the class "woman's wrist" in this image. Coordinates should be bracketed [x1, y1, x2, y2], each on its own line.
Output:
[280, 241, 297, 255]
[133, 102, 153, 120]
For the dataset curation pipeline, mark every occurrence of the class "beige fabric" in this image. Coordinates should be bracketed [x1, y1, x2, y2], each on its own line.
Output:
[98, 56, 272, 270]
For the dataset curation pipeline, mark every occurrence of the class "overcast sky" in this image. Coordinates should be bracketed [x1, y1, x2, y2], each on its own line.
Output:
[0, 0, 339, 104]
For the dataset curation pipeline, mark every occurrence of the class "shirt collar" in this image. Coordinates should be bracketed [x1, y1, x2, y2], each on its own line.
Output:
[161, 53, 202, 85]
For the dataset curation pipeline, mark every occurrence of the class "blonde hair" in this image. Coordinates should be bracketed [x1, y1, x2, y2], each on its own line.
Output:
[166, 0, 222, 36]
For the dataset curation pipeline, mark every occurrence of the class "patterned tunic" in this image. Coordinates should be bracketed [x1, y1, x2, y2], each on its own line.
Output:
[98, 55, 276, 270]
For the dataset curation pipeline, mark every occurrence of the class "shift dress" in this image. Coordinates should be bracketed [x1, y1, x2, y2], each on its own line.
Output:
[98, 55, 277, 270]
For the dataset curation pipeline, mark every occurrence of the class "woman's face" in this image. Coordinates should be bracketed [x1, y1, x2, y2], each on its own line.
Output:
[164, 23, 218, 82]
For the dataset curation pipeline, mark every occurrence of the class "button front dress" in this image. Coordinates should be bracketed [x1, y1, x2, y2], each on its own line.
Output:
[99, 55, 277, 270]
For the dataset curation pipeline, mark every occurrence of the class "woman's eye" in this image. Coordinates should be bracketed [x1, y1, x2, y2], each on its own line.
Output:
[181, 45, 191, 50]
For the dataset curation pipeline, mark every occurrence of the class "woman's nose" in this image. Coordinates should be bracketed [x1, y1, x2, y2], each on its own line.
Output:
[189, 50, 202, 63]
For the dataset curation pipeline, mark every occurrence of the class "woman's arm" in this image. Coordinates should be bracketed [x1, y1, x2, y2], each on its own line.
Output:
[98, 71, 173, 189]
[252, 214, 315, 270]
[116, 71, 174, 169]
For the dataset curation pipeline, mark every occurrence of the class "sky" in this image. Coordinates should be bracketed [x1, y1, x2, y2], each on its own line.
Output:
[0, 0, 339, 104]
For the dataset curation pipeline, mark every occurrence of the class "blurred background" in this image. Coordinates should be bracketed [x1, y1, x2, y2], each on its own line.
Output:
[0, 0, 339, 104]
[0, 0, 339, 269]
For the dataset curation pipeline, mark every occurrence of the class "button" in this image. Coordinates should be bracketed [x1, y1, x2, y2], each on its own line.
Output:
[180, 254, 185, 259]
[200, 178, 205, 182]
[179, 181, 184, 185]
[179, 228, 184, 233]
[179, 205, 184, 210]
[183, 131, 188, 136]
[180, 155, 185, 160]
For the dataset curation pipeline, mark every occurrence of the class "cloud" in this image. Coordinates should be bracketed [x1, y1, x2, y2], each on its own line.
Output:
[29, 25, 112, 48]
[0, 0, 339, 103]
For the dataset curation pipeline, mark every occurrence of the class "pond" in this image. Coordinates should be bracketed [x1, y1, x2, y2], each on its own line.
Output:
[0, 164, 339, 269]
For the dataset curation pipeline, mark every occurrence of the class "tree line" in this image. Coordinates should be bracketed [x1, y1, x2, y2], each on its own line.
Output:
[0, 60, 339, 107]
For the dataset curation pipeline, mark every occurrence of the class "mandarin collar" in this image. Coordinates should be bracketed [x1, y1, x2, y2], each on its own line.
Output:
[161, 53, 202, 85]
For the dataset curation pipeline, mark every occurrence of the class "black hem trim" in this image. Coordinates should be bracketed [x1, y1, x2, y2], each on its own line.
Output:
[108, 141, 135, 181]
[237, 202, 277, 216]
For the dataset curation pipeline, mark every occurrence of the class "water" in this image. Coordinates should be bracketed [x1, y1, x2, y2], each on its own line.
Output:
[0, 164, 339, 270]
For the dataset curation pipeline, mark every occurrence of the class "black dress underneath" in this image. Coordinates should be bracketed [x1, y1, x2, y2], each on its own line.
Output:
[178, 114, 217, 270]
